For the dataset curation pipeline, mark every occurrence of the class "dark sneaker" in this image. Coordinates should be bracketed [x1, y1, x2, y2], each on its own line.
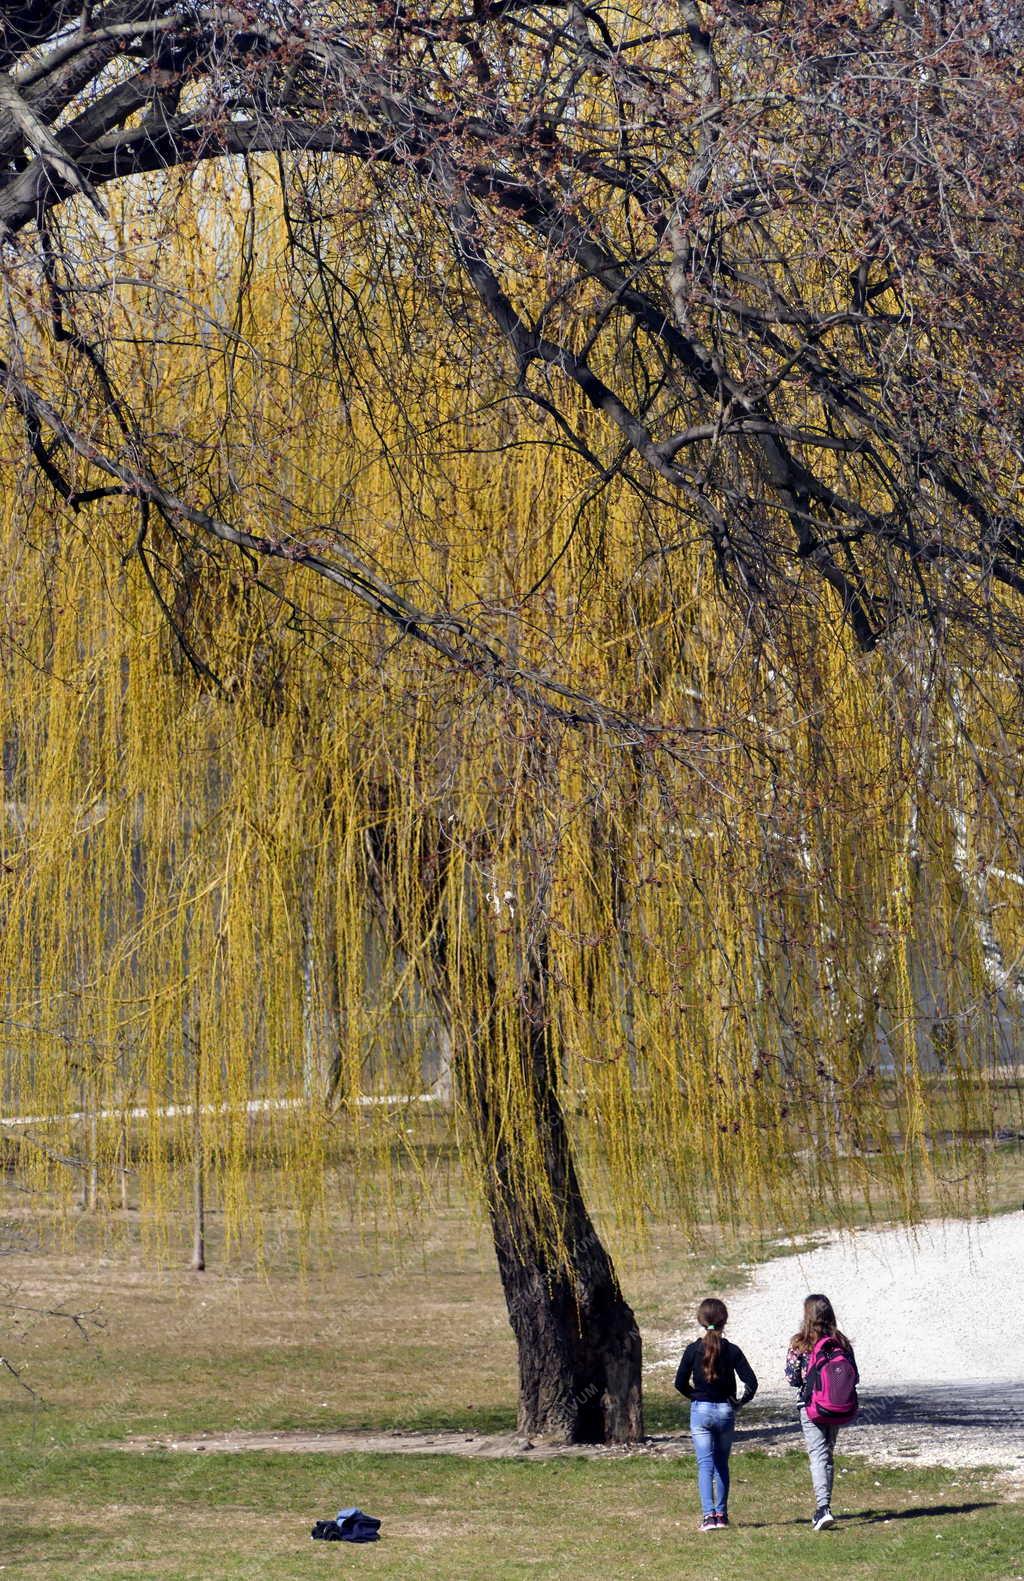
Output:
[699, 1515, 717, 1532]
[812, 1507, 836, 1531]
[714, 1513, 729, 1528]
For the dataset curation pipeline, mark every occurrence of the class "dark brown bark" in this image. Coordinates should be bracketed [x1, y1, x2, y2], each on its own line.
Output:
[478, 967, 643, 1445]
[487, 1150, 644, 1445]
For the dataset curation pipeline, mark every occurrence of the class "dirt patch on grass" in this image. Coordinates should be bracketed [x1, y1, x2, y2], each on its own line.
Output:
[108, 1414, 1024, 1486]
[114, 1426, 642, 1458]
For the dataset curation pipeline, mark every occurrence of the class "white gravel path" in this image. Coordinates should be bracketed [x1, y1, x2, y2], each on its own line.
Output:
[653, 1213, 1024, 1478]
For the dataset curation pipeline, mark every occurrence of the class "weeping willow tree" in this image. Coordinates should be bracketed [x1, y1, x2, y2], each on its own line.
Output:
[1, 0, 1024, 1444]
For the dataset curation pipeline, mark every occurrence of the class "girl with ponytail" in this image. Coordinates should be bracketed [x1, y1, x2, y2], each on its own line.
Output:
[675, 1297, 758, 1531]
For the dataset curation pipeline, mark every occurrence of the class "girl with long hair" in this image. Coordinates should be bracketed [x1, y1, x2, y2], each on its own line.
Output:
[675, 1297, 758, 1531]
[785, 1293, 859, 1530]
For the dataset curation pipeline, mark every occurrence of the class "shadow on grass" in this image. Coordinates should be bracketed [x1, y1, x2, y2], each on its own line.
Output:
[738, 1501, 998, 1531]
[646, 1397, 802, 1446]
[645, 1396, 800, 1439]
[852, 1501, 999, 1524]
[734, 1419, 801, 1445]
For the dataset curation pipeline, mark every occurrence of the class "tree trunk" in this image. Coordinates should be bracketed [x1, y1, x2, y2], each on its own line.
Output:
[363, 808, 643, 1445]
[488, 1171, 644, 1444]
[190, 1033, 206, 1273]
[477, 968, 643, 1445]
[119, 1122, 129, 1212]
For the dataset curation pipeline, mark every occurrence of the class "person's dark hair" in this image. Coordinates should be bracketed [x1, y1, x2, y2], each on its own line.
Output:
[789, 1293, 851, 1354]
[697, 1296, 728, 1380]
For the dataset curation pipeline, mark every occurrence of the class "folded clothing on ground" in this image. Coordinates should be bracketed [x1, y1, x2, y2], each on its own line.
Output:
[310, 1508, 382, 1542]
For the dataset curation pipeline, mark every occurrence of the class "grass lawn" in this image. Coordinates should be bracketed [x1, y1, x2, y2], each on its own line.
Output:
[2, 1443, 1021, 1580]
[1, 1141, 1022, 1579]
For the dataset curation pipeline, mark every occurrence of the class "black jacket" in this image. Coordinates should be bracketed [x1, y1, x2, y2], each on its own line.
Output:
[674, 1337, 758, 1405]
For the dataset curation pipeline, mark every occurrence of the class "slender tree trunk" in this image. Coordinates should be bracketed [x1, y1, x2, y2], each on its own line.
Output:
[192, 1125, 206, 1272]
[87, 1111, 98, 1211]
[80, 1074, 98, 1211]
[119, 1122, 129, 1212]
[190, 1035, 206, 1273]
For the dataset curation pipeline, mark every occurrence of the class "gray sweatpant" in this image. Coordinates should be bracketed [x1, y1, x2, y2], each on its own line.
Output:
[799, 1407, 839, 1508]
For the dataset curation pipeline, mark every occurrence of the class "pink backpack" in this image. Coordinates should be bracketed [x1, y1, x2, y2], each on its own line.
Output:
[803, 1336, 859, 1426]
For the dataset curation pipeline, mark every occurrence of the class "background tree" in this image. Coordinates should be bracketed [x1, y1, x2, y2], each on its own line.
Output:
[1, 1, 1023, 1444]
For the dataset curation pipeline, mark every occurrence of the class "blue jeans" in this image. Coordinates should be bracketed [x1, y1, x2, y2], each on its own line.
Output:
[690, 1400, 735, 1516]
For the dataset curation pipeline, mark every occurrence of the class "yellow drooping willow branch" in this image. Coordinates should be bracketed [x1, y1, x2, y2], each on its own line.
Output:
[0, 161, 1020, 1253]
